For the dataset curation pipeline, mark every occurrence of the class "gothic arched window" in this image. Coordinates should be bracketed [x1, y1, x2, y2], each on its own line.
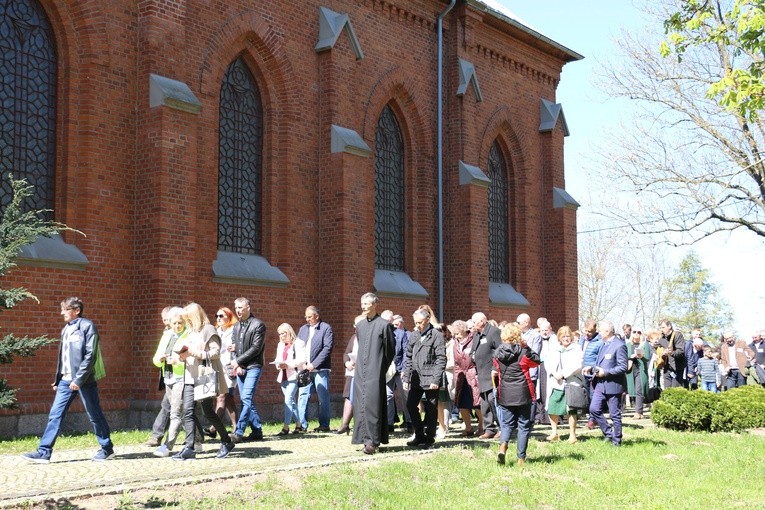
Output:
[218, 57, 264, 255]
[0, 0, 57, 219]
[488, 140, 510, 283]
[374, 104, 405, 271]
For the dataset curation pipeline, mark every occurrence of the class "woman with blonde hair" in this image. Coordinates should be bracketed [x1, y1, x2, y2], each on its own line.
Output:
[175, 302, 234, 460]
[544, 326, 584, 443]
[273, 323, 306, 435]
[151, 307, 188, 457]
[493, 323, 540, 465]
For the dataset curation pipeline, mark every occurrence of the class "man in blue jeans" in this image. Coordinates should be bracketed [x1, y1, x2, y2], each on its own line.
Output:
[297, 306, 334, 432]
[21, 297, 115, 464]
[229, 297, 266, 443]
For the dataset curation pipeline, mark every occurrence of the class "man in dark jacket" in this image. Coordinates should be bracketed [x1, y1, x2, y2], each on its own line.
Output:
[659, 319, 686, 388]
[297, 305, 334, 432]
[471, 312, 502, 439]
[21, 297, 114, 464]
[403, 308, 446, 447]
[229, 297, 266, 442]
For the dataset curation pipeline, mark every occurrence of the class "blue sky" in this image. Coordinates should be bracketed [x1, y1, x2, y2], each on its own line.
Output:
[491, 0, 765, 335]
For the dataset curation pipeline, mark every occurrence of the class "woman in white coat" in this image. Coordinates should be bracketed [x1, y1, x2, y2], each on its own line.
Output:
[544, 325, 584, 443]
[272, 323, 306, 435]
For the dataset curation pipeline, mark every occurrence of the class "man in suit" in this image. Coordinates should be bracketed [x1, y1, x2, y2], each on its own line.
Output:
[229, 297, 266, 442]
[471, 312, 502, 439]
[586, 320, 628, 446]
[297, 305, 335, 432]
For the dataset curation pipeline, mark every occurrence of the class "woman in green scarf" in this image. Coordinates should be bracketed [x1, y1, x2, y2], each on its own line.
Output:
[626, 330, 651, 419]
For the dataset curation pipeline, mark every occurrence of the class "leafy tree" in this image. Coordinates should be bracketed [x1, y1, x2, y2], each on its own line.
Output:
[0, 175, 73, 408]
[660, 251, 733, 335]
[595, 0, 765, 242]
[662, 0, 765, 121]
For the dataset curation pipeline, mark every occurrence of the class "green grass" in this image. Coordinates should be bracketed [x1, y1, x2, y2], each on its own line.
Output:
[176, 424, 763, 510]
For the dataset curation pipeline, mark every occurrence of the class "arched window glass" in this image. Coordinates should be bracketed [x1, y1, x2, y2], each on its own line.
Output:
[488, 140, 510, 283]
[374, 104, 405, 271]
[218, 57, 263, 254]
[0, 0, 57, 219]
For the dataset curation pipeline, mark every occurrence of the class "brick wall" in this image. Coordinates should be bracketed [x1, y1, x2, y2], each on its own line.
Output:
[0, 0, 578, 435]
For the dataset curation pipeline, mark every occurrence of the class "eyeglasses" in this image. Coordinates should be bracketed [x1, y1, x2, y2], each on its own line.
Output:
[216, 314, 225, 319]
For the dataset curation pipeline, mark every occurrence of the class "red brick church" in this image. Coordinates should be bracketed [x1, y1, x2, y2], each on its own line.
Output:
[0, 0, 581, 435]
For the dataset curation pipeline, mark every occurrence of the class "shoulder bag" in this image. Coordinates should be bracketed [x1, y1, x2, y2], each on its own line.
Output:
[194, 360, 219, 401]
[564, 374, 589, 410]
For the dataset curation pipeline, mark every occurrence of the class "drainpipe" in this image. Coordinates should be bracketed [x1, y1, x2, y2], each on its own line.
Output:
[437, 0, 456, 322]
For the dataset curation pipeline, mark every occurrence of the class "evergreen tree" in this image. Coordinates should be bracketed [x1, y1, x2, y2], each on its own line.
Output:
[0, 175, 74, 408]
[661, 251, 733, 338]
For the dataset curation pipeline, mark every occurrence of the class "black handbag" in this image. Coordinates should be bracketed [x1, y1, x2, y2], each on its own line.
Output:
[297, 369, 311, 387]
[564, 376, 589, 409]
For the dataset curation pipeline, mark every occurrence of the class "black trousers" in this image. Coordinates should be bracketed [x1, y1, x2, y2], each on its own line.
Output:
[407, 386, 439, 439]
[479, 389, 498, 434]
[181, 384, 231, 449]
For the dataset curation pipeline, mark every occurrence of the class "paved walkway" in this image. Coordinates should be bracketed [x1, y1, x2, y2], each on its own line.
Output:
[0, 428, 455, 508]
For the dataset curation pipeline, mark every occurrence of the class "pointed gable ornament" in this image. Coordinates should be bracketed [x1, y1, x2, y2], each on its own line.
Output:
[315, 6, 364, 60]
[539, 98, 569, 136]
[456, 58, 483, 102]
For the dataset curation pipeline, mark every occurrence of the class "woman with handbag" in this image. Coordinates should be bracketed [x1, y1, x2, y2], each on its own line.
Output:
[544, 326, 584, 444]
[272, 323, 306, 435]
[175, 302, 234, 460]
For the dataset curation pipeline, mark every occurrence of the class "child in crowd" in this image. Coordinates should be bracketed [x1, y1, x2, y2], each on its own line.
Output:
[697, 347, 720, 393]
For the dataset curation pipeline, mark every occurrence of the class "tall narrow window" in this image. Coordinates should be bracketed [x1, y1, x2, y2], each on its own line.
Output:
[0, 0, 57, 219]
[218, 57, 263, 254]
[374, 104, 405, 271]
[488, 141, 510, 283]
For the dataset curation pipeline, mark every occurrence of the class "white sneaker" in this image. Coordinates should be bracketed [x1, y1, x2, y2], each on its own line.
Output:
[153, 445, 171, 458]
[436, 428, 447, 440]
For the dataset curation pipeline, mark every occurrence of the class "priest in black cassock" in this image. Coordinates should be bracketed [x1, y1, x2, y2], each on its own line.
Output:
[352, 292, 396, 454]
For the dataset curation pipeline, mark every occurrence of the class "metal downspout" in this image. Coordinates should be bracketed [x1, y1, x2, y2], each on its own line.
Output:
[437, 0, 456, 322]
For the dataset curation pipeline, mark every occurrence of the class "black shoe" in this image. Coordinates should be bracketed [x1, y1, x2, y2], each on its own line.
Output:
[216, 442, 235, 459]
[275, 428, 290, 436]
[388, 424, 395, 432]
[202, 426, 217, 439]
[313, 426, 331, 433]
[407, 435, 427, 447]
[292, 427, 305, 434]
[172, 447, 196, 461]
[404, 422, 413, 433]
[246, 429, 264, 442]
[335, 426, 351, 435]
[362, 444, 376, 455]
[229, 433, 243, 444]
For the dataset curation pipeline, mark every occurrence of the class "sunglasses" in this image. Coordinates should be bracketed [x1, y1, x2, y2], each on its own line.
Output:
[216, 314, 225, 319]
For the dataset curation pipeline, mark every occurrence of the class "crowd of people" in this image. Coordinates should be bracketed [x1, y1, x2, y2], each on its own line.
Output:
[20, 295, 765, 466]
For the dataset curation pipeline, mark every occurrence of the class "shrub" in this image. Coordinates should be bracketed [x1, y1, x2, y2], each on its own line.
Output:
[651, 385, 765, 432]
